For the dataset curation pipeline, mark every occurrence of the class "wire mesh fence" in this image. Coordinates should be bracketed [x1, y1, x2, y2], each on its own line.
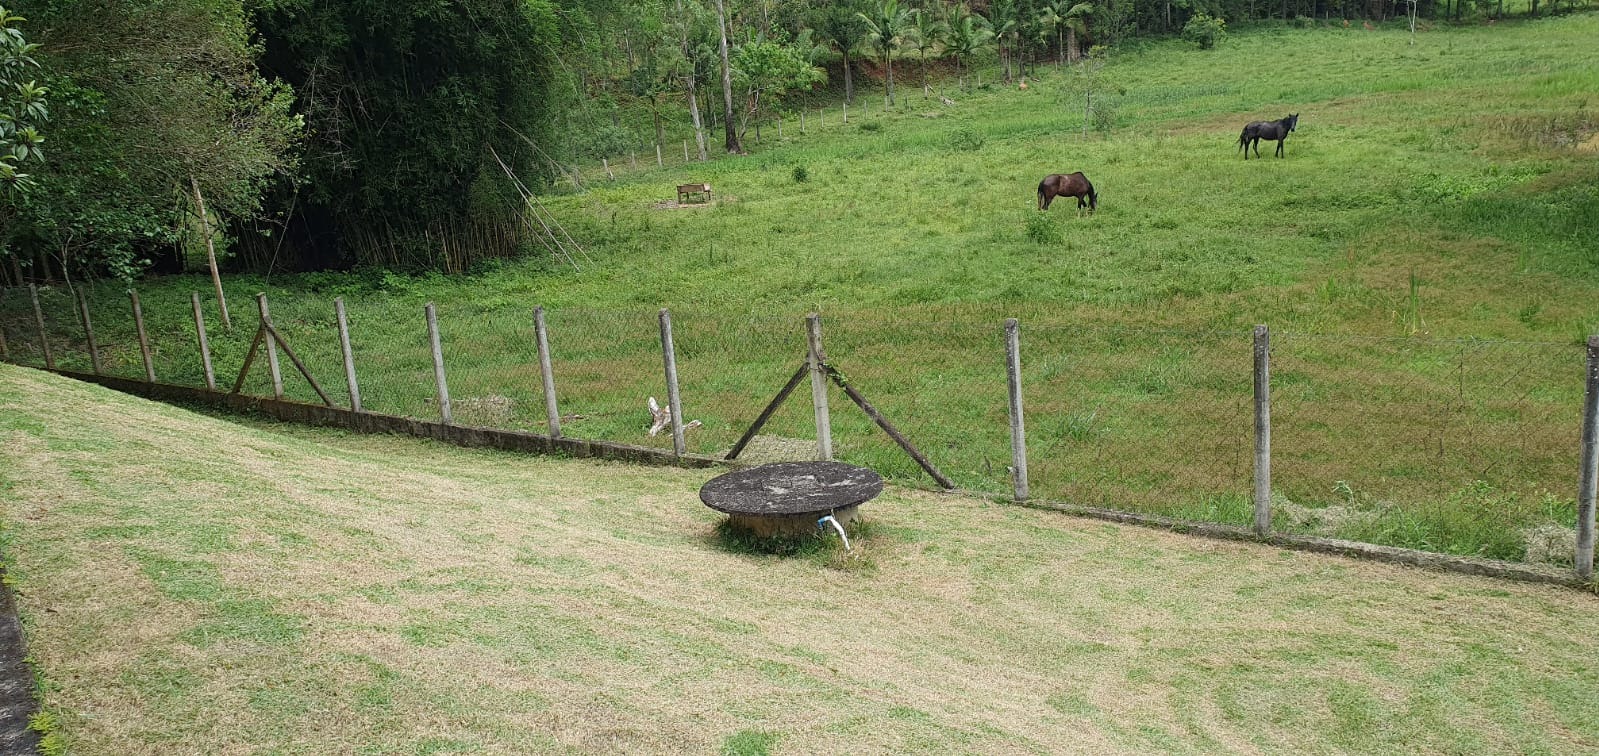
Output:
[1, 283, 1590, 568]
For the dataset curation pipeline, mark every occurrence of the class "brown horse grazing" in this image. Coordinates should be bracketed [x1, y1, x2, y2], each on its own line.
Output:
[1037, 172, 1097, 211]
[1238, 113, 1299, 159]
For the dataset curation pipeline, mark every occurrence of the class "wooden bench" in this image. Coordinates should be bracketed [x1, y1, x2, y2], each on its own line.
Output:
[676, 183, 713, 204]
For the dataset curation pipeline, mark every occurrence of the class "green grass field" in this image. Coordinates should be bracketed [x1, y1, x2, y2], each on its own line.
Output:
[5, 364, 1599, 753]
[3, 15, 1598, 563]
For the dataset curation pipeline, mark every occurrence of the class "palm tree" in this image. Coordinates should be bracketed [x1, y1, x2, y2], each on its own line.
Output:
[986, 0, 1020, 83]
[811, 0, 868, 104]
[857, 0, 916, 106]
[1039, 0, 1093, 64]
[942, 3, 993, 76]
[908, 7, 948, 97]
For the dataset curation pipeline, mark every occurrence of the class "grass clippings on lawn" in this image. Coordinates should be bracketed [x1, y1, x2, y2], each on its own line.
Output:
[2, 363, 1598, 754]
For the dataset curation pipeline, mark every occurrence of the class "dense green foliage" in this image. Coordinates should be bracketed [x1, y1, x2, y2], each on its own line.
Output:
[247, 0, 564, 270]
[0, 5, 46, 194]
[2, 0, 299, 281]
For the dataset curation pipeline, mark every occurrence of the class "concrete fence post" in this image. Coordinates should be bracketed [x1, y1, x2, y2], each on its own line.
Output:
[336, 298, 362, 412]
[1253, 324, 1272, 536]
[806, 313, 833, 461]
[191, 292, 215, 390]
[426, 302, 452, 424]
[1005, 318, 1029, 502]
[659, 308, 686, 457]
[1577, 335, 1599, 579]
[535, 306, 561, 438]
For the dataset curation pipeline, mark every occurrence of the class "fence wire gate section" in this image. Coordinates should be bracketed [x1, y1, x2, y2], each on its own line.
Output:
[1019, 325, 1255, 522]
[1272, 333, 1581, 561]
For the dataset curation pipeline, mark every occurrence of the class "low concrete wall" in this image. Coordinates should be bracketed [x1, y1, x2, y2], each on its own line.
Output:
[52, 369, 722, 470]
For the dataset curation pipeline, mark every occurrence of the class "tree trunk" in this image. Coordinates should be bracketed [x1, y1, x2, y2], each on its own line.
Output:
[676, 0, 709, 161]
[191, 176, 231, 330]
[1067, 27, 1079, 62]
[843, 51, 855, 104]
[886, 58, 895, 105]
[714, 0, 743, 154]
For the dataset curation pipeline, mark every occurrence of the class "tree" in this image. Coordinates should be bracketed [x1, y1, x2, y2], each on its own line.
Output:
[908, 6, 948, 96]
[857, 0, 915, 106]
[1039, 0, 1093, 62]
[1068, 45, 1109, 137]
[7, 0, 298, 283]
[674, 0, 709, 160]
[942, 3, 994, 75]
[712, 0, 743, 153]
[250, 0, 561, 269]
[811, 0, 868, 105]
[0, 5, 45, 197]
[732, 37, 823, 141]
[987, 0, 1021, 82]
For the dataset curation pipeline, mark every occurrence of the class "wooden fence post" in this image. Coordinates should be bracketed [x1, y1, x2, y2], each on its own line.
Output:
[130, 290, 154, 382]
[256, 293, 283, 398]
[28, 283, 52, 369]
[819, 108, 824, 128]
[336, 297, 362, 412]
[0, 294, 9, 361]
[603, 157, 613, 179]
[1005, 318, 1029, 502]
[191, 292, 215, 390]
[1577, 335, 1599, 579]
[801, 110, 806, 134]
[534, 306, 561, 438]
[78, 289, 101, 375]
[1253, 324, 1272, 536]
[426, 302, 452, 424]
[806, 313, 833, 461]
[630, 152, 637, 169]
[659, 308, 686, 456]
[842, 102, 848, 124]
[777, 115, 783, 139]
[683, 140, 689, 162]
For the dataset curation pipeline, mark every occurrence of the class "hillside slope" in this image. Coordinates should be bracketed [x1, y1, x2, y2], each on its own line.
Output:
[3, 365, 1598, 752]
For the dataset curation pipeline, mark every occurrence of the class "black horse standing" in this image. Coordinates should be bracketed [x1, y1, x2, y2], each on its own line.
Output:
[1038, 172, 1098, 211]
[1238, 113, 1299, 159]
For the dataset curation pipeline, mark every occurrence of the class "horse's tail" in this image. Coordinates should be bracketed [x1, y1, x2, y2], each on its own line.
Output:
[1037, 182, 1046, 210]
[1238, 127, 1249, 151]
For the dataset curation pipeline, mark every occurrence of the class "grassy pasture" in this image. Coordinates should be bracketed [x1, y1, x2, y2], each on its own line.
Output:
[2, 16, 1598, 562]
[5, 365, 1599, 753]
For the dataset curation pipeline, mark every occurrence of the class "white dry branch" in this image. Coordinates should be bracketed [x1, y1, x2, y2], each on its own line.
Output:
[647, 396, 701, 437]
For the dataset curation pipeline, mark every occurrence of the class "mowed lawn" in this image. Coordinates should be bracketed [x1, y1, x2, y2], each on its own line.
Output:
[3, 364, 1598, 754]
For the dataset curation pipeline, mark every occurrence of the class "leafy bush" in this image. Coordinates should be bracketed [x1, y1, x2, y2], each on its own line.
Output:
[1182, 13, 1227, 49]
[1024, 212, 1061, 244]
[792, 164, 809, 183]
[947, 127, 985, 151]
[859, 120, 883, 133]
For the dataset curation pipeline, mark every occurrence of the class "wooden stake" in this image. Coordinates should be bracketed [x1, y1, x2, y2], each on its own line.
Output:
[426, 302, 452, 424]
[230, 325, 266, 395]
[129, 290, 154, 381]
[264, 323, 334, 407]
[659, 308, 686, 456]
[28, 283, 52, 369]
[1005, 318, 1029, 502]
[603, 157, 614, 179]
[825, 364, 955, 489]
[656, 143, 663, 166]
[806, 313, 833, 461]
[78, 289, 101, 375]
[726, 362, 809, 460]
[1253, 324, 1272, 536]
[801, 110, 806, 134]
[191, 292, 215, 390]
[335, 298, 362, 412]
[192, 177, 231, 330]
[684, 140, 690, 162]
[256, 293, 283, 398]
[842, 102, 848, 124]
[535, 306, 561, 438]
[1577, 335, 1599, 579]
